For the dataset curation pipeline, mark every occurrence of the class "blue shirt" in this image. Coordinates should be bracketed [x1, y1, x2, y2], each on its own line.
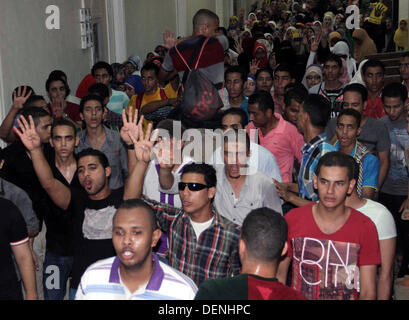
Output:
[298, 133, 337, 201]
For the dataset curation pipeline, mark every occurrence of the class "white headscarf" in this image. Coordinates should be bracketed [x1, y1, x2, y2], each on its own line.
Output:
[302, 64, 323, 89]
[330, 41, 357, 80]
[350, 59, 369, 86]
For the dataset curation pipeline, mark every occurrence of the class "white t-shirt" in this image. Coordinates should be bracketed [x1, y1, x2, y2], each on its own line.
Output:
[356, 199, 397, 240]
[189, 217, 214, 240]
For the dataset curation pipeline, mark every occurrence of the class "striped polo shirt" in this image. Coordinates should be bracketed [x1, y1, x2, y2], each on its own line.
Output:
[75, 254, 198, 300]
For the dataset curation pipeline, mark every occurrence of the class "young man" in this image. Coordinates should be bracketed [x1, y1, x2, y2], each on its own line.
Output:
[127, 62, 179, 130]
[334, 109, 380, 200]
[309, 54, 345, 118]
[362, 59, 386, 119]
[212, 130, 282, 226]
[41, 119, 80, 300]
[92, 61, 130, 115]
[274, 94, 336, 207]
[223, 65, 249, 118]
[159, 9, 227, 91]
[132, 155, 241, 286]
[247, 91, 304, 183]
[378, 83, 409, 278]
[212, 108, 282, 182]
[76, 94, 128, 190]
[283, 85, 308, 126]
[195, 207, 305, 300]
[400, 52, 409, 95]
[255, 68, 274, 95]
[277, 152, 381, 300]
[0, 198, 37, 300]
[75, 199, 197, 300]
[14, 108, 151, 298]
[345, 161, 396, 300]
[272, 64, 296, 116]
[325, 83, 390, 190]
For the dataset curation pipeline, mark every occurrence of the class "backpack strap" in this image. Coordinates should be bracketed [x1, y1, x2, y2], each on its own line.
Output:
[159, 88, 168, 100]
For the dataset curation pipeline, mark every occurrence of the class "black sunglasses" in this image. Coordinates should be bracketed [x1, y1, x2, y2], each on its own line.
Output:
[178, 182, 209, 191]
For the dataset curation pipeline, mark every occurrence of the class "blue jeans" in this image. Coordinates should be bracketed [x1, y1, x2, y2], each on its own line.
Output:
[42, 251, 73, 300]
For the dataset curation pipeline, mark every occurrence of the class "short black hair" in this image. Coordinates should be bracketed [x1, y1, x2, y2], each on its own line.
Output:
[181, 163, 217, 188]
[255, 68, 274, 81]
[193, 9, 219, 28]
[362, 59, 385, 75]
[225, 65, 248, 83]
[343, 83, 368, 102]
[91, 61, 113, 77]
[315, 151, 355, 180]
[45, 76, 71, 98]
[301, 94, 331, 129]
[221, 108, 249, 128]
[77, 148, 110, 168]
[141, 62, 160, 77]
[241, 207, 287, 261]
[79, 94, 104, 113]
[401, 52, 409, 59]
[51, 118, 77, 138]
[284, 85, 308, 106]
[20, 107, 50, 127]
[381, 82, 408, 104]
[24, 95, 46, 108]
[337, 108, 361, 128]
[248, 91, 274, 113]
[115, 199, 158, 232]
[274, 63, 295, 79]
[48, 70, 67, 81]
[324, 53, 343, 69]
[88, 83, 110, 100]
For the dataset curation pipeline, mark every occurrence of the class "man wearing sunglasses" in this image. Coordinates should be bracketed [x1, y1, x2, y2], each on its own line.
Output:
[131, 146, 241, 286]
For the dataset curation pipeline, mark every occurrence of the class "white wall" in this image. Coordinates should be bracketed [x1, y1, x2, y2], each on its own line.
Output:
[0, 0, 108, 113]
[399, 0, 409, 22]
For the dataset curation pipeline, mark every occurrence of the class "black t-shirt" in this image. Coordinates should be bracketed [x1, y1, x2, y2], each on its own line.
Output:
[0, 142, 53, 226]
[43, 152, 81, 257]
[0, 198, 28, 300]
[68, 187, 124, 289]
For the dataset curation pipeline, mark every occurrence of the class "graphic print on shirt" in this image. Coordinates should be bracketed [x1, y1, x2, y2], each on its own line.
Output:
[82, 206, 117, 240]
[388, 127, 409, 187]
[292, 237, 360, 300]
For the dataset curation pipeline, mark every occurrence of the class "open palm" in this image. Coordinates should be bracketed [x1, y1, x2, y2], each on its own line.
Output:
[120, 109, 140, 146]
[13, 115, 41, 151]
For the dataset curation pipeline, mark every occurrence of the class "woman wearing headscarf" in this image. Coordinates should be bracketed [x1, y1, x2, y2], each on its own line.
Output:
[302, 64, 323, 90]
[352, 28, 377, 64]
[328, 31, 342, 48]
[350, 58, 369, 86]
[394, 18, 409, 52]
[331, 40, 357, 80]
[323, 12, 335, 32]
[253, 42, 269, 69]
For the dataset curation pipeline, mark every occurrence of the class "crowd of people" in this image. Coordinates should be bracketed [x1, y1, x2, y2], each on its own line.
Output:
[1, 0, 409, 301]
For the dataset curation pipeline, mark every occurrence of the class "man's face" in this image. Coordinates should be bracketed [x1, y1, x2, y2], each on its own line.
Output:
[112, 208, 161, 270]
[384, 96, 405, 122]
[50, 125, 78, 158]
[80, 100, 104, 129]
[48, 80, 66, 102]
[400, 57, 409, 81]
[323, 61, 341, 82]
[284, 98, 301, 126]
[223, 141, 249, 179]
[94, 68, 112, 86]
[363, 66, 384, 94]
[36, 115, 52, 143]
[225, 72, 245, 99]
[313, 166, 355, 210]
[77, 155, 110, 196]
[256, 71, 273, 93]
[343, 91, 365, 114]
[141, 69, 159, 94]
[221, 114, 243, 132]
[179, 173, 215, 215]
[273, 71, 293, 96]
[335, 115, 360, 149]
[248, 103, 270, 128]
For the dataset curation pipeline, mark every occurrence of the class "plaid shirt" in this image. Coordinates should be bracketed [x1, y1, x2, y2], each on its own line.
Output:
[298, 133, 336, 201]
[142, 196, 241, 286]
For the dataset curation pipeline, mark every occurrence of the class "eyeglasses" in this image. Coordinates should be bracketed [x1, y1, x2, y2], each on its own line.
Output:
[306, 75, 321, 80]
[178, 182, 209, 191]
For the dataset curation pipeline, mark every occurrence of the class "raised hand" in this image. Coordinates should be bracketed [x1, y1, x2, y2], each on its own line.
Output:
[249, 59, 260, 76]
[129, 118, 158, 164]
[13, 115, 41, 151]
[120, 109, 140, 146]
[234, 38, 243, 54]
[12, 86, 32, 111]
[163, 29, 176, 49]
[310, 33, 321, 52]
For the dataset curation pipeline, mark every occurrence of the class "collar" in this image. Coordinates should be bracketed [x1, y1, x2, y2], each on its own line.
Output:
[182, 206, 222, 229]
[109, 253, 164, 291]
[302, 133, 327, 153]
[80, 125, 113, 144]
[333, 140, 357, 156]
